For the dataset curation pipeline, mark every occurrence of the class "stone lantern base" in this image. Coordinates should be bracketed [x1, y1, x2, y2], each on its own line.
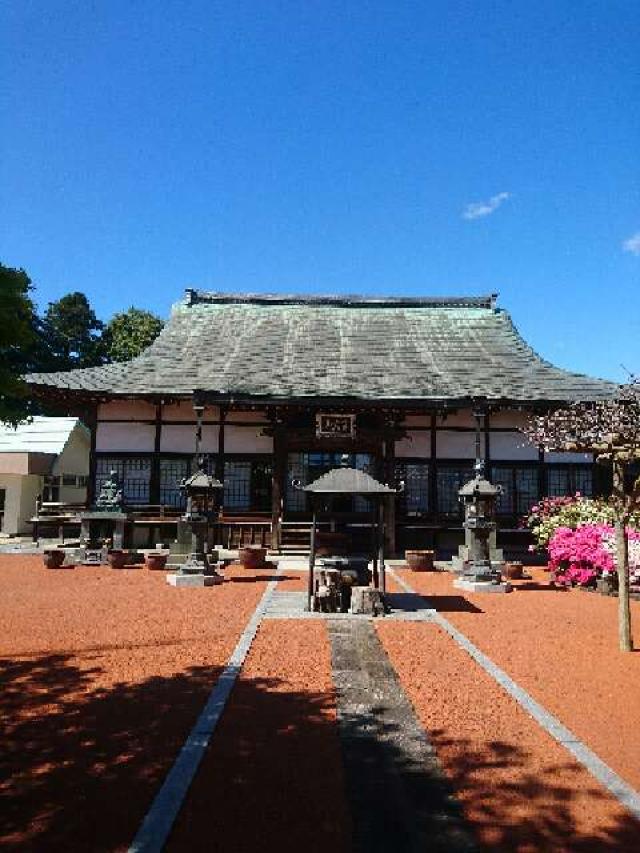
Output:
[454, 576, 512, 594]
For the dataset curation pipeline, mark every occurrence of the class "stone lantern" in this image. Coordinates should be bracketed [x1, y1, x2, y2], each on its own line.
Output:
[167, 399, 225, 587]
[170, 466, 224, 584]
[454, 461, 510, 592]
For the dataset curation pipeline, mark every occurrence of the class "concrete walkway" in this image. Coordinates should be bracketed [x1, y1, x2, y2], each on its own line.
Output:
[327, 618, 475, 852]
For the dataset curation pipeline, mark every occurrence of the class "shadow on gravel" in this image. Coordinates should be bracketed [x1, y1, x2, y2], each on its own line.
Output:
[166, 674, 352, 853]
[2, 654, 638, 853]
[427, 595, 484, 613]
[427, 729, 640, 852]
[227, 574, 297, 584]
[512, 581, 569, 592]
[0, 653, 223, 852]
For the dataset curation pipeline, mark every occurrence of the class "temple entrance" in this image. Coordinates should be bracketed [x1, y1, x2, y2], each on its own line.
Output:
[279, 451, 376, 553]
[285, 452, 374, 514]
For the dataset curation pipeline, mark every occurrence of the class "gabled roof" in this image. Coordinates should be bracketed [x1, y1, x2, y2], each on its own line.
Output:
[26, 290, 616, 405]
[0, 416, 86, 455]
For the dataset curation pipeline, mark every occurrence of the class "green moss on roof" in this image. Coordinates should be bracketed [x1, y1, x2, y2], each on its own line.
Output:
[26, 291, 616, 404]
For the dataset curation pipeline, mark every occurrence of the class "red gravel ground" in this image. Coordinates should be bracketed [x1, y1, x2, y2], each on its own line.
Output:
[378, 620, 640, 852]
[0, 555, 272, 852]
[168, 619, 351, 853]
[396, 567, 640, 791]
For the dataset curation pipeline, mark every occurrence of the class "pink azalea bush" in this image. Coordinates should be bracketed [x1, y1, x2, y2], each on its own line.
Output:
[548, 524, 640, 587]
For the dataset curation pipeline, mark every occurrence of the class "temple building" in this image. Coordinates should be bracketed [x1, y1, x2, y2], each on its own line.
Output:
[26, 291, 615, 555]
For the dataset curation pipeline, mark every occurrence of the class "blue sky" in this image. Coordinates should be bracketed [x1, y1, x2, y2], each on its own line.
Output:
[1, 0, 638, 381]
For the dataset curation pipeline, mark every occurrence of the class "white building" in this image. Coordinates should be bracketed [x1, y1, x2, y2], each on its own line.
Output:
[0, 417, 90, 536]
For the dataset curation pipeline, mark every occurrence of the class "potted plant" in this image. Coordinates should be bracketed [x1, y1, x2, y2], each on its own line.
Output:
[405, 549, 435, 571]
[43, 548, 65, 569]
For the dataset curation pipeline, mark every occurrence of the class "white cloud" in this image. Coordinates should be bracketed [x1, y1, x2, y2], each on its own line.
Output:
[462, 191, 511, 220]
[622, 232, 640, 256]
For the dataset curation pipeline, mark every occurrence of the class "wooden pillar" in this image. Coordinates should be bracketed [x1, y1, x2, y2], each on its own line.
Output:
[216, 405, 226, 502]
[271, 422, 286, 552]
[307, 499, 317, 611]
[86, 403, 98, 506]
[150, 402, 162, 505]
[382, 419, 396, 556]
[428, 412, 438, 516]
[378, 498, 386, 593]
[538, 447, 547, 500]
[484, 412, 491, 472]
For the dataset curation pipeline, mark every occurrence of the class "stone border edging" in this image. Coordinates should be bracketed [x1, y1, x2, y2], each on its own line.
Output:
[387, 567, 640, 822]
[128, 574, 280, 853]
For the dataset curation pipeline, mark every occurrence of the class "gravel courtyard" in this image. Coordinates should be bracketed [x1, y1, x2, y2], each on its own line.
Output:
[1, 556, 639, 852]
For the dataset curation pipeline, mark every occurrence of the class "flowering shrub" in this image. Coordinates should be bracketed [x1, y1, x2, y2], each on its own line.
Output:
[548, 523, 640, 586]
[525, 494, 619, 551]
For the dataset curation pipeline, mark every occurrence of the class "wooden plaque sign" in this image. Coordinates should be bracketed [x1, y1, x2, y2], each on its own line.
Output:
[315, 413, 356, 438]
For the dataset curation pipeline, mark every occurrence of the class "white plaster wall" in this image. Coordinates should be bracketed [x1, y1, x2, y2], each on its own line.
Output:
[162, 402, 220, 422]
[160, 424, 220, 453]
[52, 426, 90, 476]
[490, 432, 539, 461]
[436, 409, 475, 428]
[437, 430, 477, 459]
[19, 475, 41, 535]
[96, 422, 156, 452]
[226, 410, 268, 423]
[545, 451, 594, 463]
[98, 400, 156, 420]
[0, 473, 22, 535]
[59, 484, 87, 504]
[225, 425, 273, 453]
[490, 409, 530, 429]
[395, 430, 431, 458]
[401, 415, 430, 428]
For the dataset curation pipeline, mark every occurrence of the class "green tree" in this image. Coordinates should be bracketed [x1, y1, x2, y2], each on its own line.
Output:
[0, 263, 40, 424]
[41, 292, 105, 370]
[103, 307, 164, 362]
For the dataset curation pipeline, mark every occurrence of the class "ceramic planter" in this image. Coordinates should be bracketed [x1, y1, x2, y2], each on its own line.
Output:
[107, 549, 128, 569]
[502, 561, 524, 580]
[405, 549, 435, 571]
[145, 552, 168, 571]
[43, 549, 65, 569]
[239, 546, 267, 569]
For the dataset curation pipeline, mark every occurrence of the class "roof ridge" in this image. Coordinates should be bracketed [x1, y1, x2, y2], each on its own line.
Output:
[182, 289, 499, 310]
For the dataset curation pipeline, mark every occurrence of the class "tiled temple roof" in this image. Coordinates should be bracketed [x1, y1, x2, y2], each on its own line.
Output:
[26, 290, 616, 404]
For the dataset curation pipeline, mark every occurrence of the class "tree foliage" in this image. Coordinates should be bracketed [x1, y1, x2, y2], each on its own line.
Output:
[1, 262, 165, 424]
[522, 385, 640, 651]
[103, 307, 164, 362]
[40, 292, 105, 371]
[0, 263, 39, 424]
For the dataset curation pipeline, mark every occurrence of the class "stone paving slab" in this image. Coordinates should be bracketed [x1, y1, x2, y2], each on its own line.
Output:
[262, 589, 436, 621]
[327, 618, 476, 852]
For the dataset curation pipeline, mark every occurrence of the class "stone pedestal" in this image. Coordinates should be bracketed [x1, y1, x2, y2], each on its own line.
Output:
[166, 572, 223, 588]
[166, 549, 224, 588]
[349, 586, 385, 616]
[80, 510, 127, 550]
[454, 577, 512, 594]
